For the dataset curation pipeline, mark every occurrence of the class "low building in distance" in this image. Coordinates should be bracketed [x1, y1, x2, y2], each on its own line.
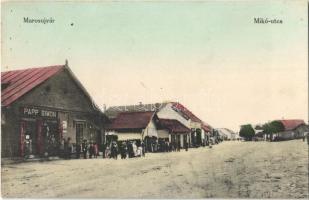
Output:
[273, 119, 308, 141]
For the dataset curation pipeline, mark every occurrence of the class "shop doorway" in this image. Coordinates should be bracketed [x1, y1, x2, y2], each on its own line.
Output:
[42, 120, 59, 156]
[23, 120, 38, 156]
[21, 119, 59, 157]
[76, 123, 84, 145]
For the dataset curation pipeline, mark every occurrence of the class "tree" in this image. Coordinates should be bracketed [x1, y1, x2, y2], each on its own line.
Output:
[270, 121, 284, 133]
[239, 124, 255, 141]
[262, 121, 284, 141]
[262, 123, 271, 141]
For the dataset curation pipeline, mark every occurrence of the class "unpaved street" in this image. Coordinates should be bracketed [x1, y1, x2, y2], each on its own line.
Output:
[1, 140, 308, 198]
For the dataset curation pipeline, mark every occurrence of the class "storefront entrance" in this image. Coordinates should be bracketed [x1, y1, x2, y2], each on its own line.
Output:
[20, 106, 60, 158]
[21, 119, 59, 157]
[22, 119, 38, 156]
[42, 120, 59, 156]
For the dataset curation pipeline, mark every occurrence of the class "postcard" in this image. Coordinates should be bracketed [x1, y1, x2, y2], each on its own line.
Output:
[1, 0, 308, 198]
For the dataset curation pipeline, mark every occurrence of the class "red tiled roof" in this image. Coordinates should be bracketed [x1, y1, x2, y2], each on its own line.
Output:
[171, 102, 213, 132]
[171, 102, 202, 123]
[1, 65, 64, 107]
[158, 118, 190, 134]
[276, 119, 305, 131]
[107, 111, 155, 131]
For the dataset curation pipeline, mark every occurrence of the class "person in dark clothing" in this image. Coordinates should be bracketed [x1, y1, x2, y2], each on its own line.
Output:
[128, 142, 134, 158]
[168, 142, 172, 152]
[141, 142, 145, 157]
[177, 141, 181, 152]
[89, 143, 94, 159]
[120, 142, 127, 159]
[111, 141, 118, 159]
[102, 143, 106, 159]
[76, 144, 81, 159]
[184, 141, 188, 151]
[63, 137, 71, 159]
[82, 140, 88, 159]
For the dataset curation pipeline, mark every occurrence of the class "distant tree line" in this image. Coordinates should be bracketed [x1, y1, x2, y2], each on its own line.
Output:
[239, 121, 284, 141]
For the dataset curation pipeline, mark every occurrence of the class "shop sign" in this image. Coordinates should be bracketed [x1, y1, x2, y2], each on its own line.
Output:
[21, 107, 57, 118]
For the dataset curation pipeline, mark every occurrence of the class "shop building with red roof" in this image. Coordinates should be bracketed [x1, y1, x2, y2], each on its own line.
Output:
[105, 111, 158, 152]
[1, 61, 107, 158]
[105, 101, 213, 147]
[156, 118, 191, 149]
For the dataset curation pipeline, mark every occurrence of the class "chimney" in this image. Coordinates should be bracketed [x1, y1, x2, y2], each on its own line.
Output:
[103, 104, 106, 112]
[65, 59, 68, 67]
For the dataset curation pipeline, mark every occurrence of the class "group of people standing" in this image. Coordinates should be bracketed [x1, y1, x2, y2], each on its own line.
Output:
[157, 140, 187, 152]
[78, 140, 99, 159]
[59, 138, 201, 160]
[61, 138, 99, 159]
[103, 140, 145, 160]
[61, 139, 147, 160]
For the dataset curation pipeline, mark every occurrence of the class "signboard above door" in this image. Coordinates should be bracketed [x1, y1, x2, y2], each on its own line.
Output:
[21, 107, 57, 119]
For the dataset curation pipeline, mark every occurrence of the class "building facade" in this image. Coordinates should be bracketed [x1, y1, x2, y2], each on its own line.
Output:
[105, 101, 213, 147]
[157, 118, 191, 149]
[1, 63, 106, 158]
[105, 111, 158, 151]
[273, 120, 308, 141]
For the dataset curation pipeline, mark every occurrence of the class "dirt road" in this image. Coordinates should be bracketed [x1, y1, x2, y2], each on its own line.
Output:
[1, 140, 308, 198]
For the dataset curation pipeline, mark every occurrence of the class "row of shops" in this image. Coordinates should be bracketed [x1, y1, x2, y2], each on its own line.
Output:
[104, 102, 217, 151]
[1, 62, 215, 158]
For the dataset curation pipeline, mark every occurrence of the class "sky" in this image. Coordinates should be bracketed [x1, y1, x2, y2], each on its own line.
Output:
[1, 0, 308, 131]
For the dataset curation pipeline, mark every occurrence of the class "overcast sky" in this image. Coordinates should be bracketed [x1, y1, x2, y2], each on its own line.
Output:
[2, 1, 308, 131]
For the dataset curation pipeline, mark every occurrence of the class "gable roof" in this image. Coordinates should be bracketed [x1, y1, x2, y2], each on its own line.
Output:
[105, 102, 168, 118]
[157, 118, 190, 134]
[171, 102, 213, 132]
[276, 119, 306, 131]
[105, 101, 213, 131]
[171, 102, 202, 123]
[107, 111, 155, 131]
[1, 63, 103, 114]
[1, 65, 64, 107]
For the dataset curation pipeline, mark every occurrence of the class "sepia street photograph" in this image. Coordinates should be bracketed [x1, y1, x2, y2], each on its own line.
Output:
[1, 0, 308, 199]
